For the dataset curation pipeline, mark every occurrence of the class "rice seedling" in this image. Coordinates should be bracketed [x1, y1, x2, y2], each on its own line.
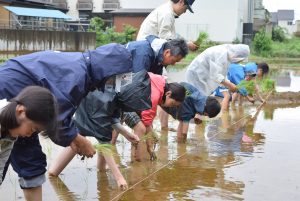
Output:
[237, 80, 256, 95]
[260, 79, 276, 92]
[194, 32, 209, 46]
[93, 143, 115, 156]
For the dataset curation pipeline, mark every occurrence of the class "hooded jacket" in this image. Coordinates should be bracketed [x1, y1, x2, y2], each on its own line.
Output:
[0, 43, 132, 146]
[186, 44, 250, 95]
[125, 35, 166, 75]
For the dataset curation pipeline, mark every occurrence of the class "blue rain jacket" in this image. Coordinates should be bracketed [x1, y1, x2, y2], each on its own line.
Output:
[163, 82, 207, 122]
[244, 62, 257, 75]
[0, 43, 133, 147]
[125, 35, 165, 74]
[227, 63, 245, 85]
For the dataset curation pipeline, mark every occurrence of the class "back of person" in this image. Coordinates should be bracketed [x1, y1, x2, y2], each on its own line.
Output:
[227, 63, 245, 85]
[186, 44, 250, 95]
[163, 82, 206, 121]
[137, 1, 175, 40]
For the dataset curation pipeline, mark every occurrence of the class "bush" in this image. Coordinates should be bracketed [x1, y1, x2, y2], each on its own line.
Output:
[272, 26, 286, 42]
[253, 29, 272, 56]
[88, 17, 137, 46]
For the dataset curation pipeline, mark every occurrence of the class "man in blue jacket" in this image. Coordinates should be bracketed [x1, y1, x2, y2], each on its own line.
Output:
[0, 43, 133, 200]
[126, 35, 189, 75]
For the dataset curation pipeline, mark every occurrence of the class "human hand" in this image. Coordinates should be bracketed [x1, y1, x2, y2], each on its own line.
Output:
[117, 178, 128, 190]
[128, 133, 140, 145]
[188, 41, 199, 51]
[194, 113, 203, 124]
[70, 134, 96, 158]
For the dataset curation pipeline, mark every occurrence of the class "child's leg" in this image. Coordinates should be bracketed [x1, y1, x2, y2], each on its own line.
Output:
[48, 147, 76, 176]
[23, 186, 42, 201]
[132, 122, 146, 161]
[158, 106, 169, 130]
[102, 153, 128, 190]
[97, 152, 106, 171]
[221, 91, 230, 111]
[111, 130, 119, 145]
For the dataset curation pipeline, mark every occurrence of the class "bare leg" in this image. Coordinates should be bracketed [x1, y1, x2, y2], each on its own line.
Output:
[221, 91, 230, 111]
[111, 130, 119, 145]
[132, 122, 146, 162]
[158, 106, 169, 131]
[23, 186, 42, 201]
[48, 147, 76, 176]
[97, 152, 106, 171]
[102, 153, 128, 190]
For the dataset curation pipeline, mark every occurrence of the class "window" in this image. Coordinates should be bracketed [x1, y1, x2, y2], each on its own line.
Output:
[287, 21, 293, 25]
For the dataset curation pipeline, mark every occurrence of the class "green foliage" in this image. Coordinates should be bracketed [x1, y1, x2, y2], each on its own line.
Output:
[88, 17, 137, 46]
[139, 131, 159, 143]
[0, 58, 7, 65]
[260, 79, 275, 92]
[93, 143, 114, 156]
[272, 26, 286, 42]
[194, 32, 209, 46]
[232, 37, 241, 44]
[237, 80, 256, 95]
[253, 29, 272, 56]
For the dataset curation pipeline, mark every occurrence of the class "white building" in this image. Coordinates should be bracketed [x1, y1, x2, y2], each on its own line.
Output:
[271, 10, 296, 36]
[65, 0, 264, 43]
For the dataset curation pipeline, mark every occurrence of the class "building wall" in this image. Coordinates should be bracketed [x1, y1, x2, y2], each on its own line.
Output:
[278, 20, 296, 36]
[65, 0, 250, 43]
[113, 15, 146, 37]
[93, 0, 104, 13]
[0, 3, 10, 28]
[175, 0, 243, 42]
[0, 29, 96, 52]
[66, 0, 79, 20]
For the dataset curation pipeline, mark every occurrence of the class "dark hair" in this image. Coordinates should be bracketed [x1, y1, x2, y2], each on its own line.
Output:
[171, 0, 180, 3]
[204, 96, 221, 118]
[163, 82, 186, 103]
[0, 86, 58, 138]
[257, 62, 269, 75]
[163, 39, 189, 58]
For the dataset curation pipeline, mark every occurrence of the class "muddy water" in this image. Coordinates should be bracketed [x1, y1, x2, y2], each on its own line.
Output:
[1, 104, 300, 201]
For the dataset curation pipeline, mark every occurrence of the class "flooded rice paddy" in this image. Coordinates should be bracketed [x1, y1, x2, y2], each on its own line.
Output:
[1, 104, 300, 200]
[0, 68, 300, 201]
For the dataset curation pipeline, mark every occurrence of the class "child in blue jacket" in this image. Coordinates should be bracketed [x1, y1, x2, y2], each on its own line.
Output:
[162, 82, 221, 142]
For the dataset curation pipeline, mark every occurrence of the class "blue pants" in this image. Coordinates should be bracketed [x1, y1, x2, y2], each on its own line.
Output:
[3, 133, 46, 188]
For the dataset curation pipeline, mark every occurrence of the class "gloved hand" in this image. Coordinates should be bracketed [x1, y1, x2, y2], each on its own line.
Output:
[238, 87, 248, 96]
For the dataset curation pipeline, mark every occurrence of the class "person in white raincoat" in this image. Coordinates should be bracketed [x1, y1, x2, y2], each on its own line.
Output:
[185, 44, 250, 96]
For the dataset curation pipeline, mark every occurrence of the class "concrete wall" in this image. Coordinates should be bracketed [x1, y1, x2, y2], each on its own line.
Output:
[278, 20, 296, 36]
[0, 29, 96, 53]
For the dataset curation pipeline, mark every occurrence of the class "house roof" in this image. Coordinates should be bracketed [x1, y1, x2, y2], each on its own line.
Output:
[3, 6, 71, 19]
[270, 12, 278, 23]
[110, 8, 153, 14]
[277, 10, 294, 21]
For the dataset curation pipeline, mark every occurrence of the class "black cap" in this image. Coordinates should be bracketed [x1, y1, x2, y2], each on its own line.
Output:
[185, 0, 195, 13]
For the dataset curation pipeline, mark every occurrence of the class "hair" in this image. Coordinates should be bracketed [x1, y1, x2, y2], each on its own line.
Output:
[0, 86, 58, 138]
[257, 62, 269, 75]
[163, 82, 186, 103]
[204, 96, 221, 118]
[171, 0, 180, 3]
[163, 39, 189, 58]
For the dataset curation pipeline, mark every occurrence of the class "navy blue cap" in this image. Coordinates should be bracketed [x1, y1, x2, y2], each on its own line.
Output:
[185, 0, 195, 13]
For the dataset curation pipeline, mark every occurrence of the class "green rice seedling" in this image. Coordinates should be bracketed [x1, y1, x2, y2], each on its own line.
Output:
[194, 32, 209, 46]
[139, 131, 159, 143]
[237, 80, 256, 95]
[260, 79, 275, 92]
[93, 143, 114, 156]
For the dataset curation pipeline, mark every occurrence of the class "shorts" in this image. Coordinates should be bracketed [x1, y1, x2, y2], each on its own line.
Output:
[19, 174, 46, 189]
[122, 112, 141, 128]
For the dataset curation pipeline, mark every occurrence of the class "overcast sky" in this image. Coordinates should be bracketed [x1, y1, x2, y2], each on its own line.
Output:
[263, 0, 300, 20]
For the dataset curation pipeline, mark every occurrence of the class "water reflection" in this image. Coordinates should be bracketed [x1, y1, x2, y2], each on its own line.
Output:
[1, 104, 300, 200]
[271, 69, 300, 92]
